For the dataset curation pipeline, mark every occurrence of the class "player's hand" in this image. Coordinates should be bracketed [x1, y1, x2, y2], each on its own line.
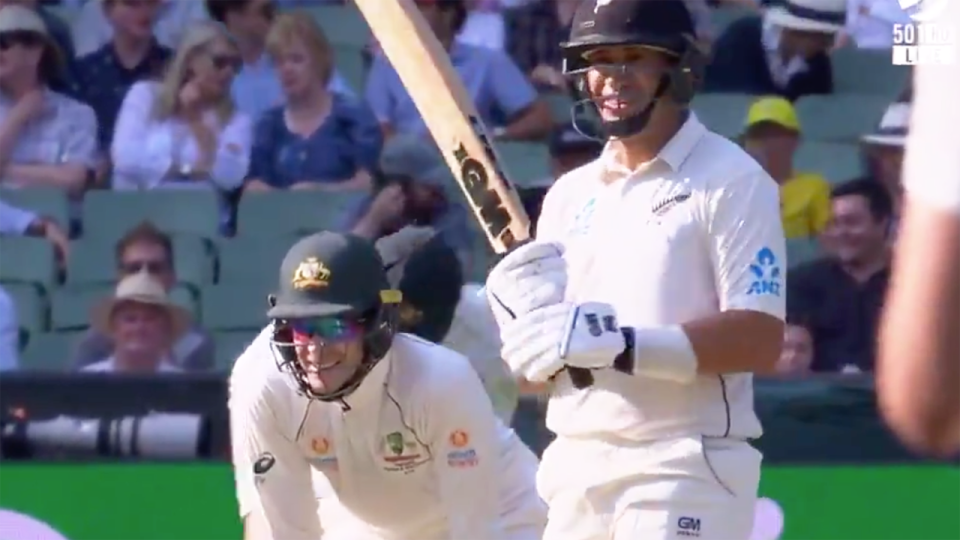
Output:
[500, 301, 625, 382]
[484, 242, 567, 330]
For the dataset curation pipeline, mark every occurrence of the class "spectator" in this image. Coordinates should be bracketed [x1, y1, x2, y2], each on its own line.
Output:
[0, 0, 77, 93]
[205, 0, 355, 120]
[0, 196, 69, 260]
[0, 283, 15, 371]
[349, 135, 472, 264]
[81, 271, 189, 373]
[742, 96, 831, 239]
[861, 101, 908, 219]
[503, 0, 579, 91]
[72, 222, 215, 371]
[244, 13, 380, 192]
[787, 178, 893, 373]
[70, 0, 206, 58]
[0, 4, 98, 196]
[457, 0, 506, 51]
[110, 22, 252, 230]
[72, 0, 170, 151]
[704, 0, 845, 101]
[777, 322, 815, 376]
[835, 0, 912, 50]
[366, 0, 553, 141]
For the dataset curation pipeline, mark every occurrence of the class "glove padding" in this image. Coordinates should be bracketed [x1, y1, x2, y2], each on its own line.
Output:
[374, 226, 437, 286]
[500, 301, 626, 383]
[484, 242, 567, 331]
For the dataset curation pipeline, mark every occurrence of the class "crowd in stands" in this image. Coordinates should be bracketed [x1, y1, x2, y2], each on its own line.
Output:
[0, 0, 916, 381]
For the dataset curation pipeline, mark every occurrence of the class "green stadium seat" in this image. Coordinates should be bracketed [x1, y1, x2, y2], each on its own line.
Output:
[4, 283, 46, 333]
[213, 330, 258, 370]
[794, 141, 863, 184]
[0, 187, 70, 231]
[496, 142, 551, 188]
[50, 284, 109, 331]
[170, 284, 200, 317]
[217, 236, 292, 285]
[66, 234, 213, 288]
[22, 331, 79, 371]
[309, 5, 370, 47]
[786, 237, 823, 268]
[691, 94, 755, 139]
[794, 94, 889, 142]
[237, 191, 367, 238]
[81, 191, 221, 241]
[830, 48, 909, 97]
[543, 92, 574, 124]
[334, 45, 367, 92]
[201, 282, 271, 331]
[0, 237, 57, 287]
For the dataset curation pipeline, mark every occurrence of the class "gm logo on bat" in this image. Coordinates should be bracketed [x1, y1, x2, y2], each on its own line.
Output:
[451, 116, 523, 248]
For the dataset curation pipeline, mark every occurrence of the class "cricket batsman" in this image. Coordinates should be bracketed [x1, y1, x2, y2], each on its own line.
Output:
[877, 0, 959, 457]
[229, 231, 546, 540]
[484, 1, 786, 539]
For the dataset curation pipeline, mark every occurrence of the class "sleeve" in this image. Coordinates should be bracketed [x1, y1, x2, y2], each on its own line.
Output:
[701, 169, 786, 320]
[209, 113, 253, 190]
[0, 199, 37, 235]
[364, 56, 395, 125]
[60, 101, 99, 168]
[229, 351, 321, 539]
[343, 98, 384, 172]
[423, 358, 503, 540]
[809, 177, 832, 234]
[487, 50, 538, 119]
[110, 82, 173, 189]
[0, 287, 19, 372]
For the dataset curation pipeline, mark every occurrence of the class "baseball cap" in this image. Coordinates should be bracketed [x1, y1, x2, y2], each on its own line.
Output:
[267, 232, 391, 320]
[745, 97, 801, 133]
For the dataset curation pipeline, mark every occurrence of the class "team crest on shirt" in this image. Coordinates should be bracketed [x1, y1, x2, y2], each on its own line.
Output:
[380, 430, 429, 474]
[570, 197, 597, 236]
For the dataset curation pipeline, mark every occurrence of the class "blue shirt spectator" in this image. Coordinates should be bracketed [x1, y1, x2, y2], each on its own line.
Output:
[365, 40, 548, 139]
[246, 94, 381, 189]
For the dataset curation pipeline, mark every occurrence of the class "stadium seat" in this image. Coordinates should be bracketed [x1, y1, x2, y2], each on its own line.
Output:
[81, 191, 221, 241]
[830, 48, 909, 97]
[50, 284, 109, 331]
[216, 236, 292, 285]
[794, 141, 864, 184]
[236, 191, 367, 238]
[213, 330, 258, 370]
[0, 237, 57, 287]
[310, 5, 370, 47]
[67, 234, 213, 288]
[334, 45, 367, 92]
[794, 94, 890, 142]
[496, 142, 551, 188]
[201, 282, 271, 331]
[21, 331, 79, 371]
[0, 187, 70, 231]
[691, 94, 755, 139]
[4, 283, 46, 334]
[786, 237, 823, 268]
[543, 92, 574, 124]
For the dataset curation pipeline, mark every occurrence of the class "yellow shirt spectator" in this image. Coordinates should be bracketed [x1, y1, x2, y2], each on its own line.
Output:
[780, 172, 832, 238]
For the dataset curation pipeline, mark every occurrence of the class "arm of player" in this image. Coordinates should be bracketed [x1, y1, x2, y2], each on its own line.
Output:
[230, 378, 321, 539]
[424, 360, 504, 540]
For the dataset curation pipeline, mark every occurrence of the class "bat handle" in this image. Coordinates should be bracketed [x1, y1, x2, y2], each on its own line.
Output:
[568, 368, 594, 389]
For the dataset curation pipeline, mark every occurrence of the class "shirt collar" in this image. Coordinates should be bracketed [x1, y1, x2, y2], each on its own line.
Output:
[598, 111, 707, 180]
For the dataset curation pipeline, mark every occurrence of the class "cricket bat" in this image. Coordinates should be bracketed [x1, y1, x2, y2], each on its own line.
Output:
[352, 0, 595, 389]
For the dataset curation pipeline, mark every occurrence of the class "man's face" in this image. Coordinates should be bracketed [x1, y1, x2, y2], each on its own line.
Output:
[105, 0, 161, 41]
[829, 194, 888, 266]
[0, 30, 44, 82]
[289, 316, 366, 396]
[777, 324, 814, 375]
[228, 0, 275, 40]
[119, 241, 175, 290]
[780, 28, 834, 58]
[405, 183, 446, 225]
[110, 302, 170, 361]
[583, 45, 672, 124]
[743, 123, 799, 178]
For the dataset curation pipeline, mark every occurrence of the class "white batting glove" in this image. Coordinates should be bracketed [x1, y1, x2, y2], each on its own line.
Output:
[484, 242, 567, 331]
[500, 301, 626, 382]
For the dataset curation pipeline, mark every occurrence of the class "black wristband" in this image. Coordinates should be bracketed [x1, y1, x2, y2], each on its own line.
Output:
[612, 327, 635, 375]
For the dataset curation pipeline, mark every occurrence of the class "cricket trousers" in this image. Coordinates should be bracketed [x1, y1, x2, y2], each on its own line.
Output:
[537, 435, 762, 540]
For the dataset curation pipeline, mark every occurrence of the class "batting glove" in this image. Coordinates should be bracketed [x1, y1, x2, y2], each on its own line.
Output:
[500, 301, 626, 382]
[484, 242, 567, 332]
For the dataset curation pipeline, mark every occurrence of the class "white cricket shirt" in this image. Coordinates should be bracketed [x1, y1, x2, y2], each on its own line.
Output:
[229, 328, 542, 540]
[536, 113, 786, 442]
[902, 0, 960, 215]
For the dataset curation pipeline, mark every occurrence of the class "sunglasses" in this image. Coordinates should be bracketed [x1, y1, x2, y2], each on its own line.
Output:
[289, 317, 363, 343]
[0, 31, 44, 51]
[120, 260, 170, 275]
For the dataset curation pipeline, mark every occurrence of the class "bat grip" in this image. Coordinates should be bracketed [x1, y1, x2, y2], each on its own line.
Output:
[567, 368, 594, 389]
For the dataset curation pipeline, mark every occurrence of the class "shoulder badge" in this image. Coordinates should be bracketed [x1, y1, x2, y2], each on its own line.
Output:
[291, 257, 330, 290]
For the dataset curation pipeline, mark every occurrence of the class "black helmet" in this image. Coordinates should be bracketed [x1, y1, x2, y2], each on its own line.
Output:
[560, 0, 705, 138]
[267, 232, 401, 401]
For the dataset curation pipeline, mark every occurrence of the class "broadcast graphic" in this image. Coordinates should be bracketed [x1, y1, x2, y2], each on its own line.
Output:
[892, 0, 955, 65]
